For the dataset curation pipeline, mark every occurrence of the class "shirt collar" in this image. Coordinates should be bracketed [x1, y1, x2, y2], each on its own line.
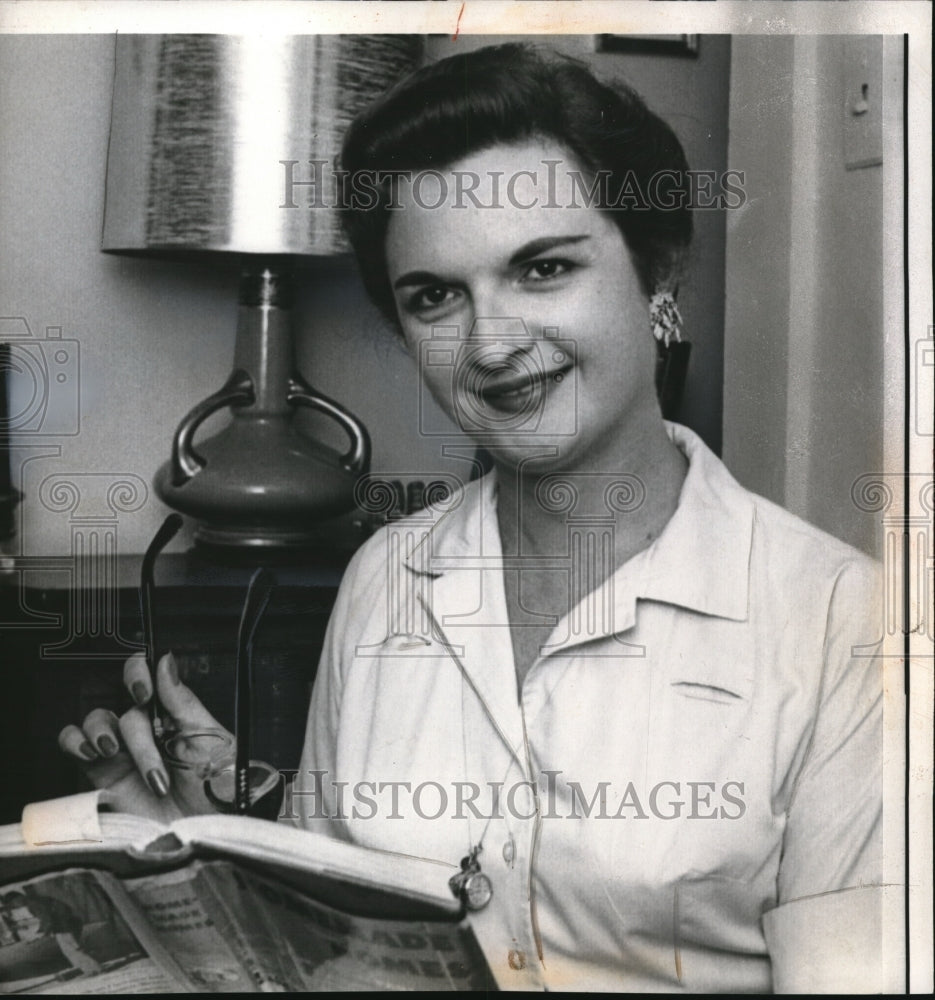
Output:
[403, 423, 754, 623]
[403, 472, 497, 573]
[636, 422, 753, 621]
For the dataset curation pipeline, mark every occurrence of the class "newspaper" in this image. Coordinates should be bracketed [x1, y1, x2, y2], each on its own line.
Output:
[1, 861, 491, 993]
[0, 870, 184, 994]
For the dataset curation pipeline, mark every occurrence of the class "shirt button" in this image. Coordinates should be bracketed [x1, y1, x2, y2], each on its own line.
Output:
[502, 838, 515, 865]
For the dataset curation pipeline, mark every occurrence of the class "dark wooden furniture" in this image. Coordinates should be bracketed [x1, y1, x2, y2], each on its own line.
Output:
[0, 552, 347, 824]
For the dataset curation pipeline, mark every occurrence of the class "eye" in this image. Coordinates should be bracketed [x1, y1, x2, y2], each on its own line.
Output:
[520, 258, 574, 283]
[404, 284, 460, 315]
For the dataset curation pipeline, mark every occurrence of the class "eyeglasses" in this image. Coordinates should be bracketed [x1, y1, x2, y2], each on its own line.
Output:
[140, 513, 183, 740]
[140, 515, 279, 816]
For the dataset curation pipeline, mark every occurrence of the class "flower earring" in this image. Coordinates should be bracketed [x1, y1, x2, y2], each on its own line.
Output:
[649, 291, 683, 348]
[650, 290, 690, 420]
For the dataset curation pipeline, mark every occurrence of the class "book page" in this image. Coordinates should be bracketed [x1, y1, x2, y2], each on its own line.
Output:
[0, 870, 183, 995]
[171, 813, 461, 918]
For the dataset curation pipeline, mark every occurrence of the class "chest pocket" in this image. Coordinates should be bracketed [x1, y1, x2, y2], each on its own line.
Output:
[668, 649, 754, 704]
[656, 655, 753, 758]
[670, 680, 745, 705]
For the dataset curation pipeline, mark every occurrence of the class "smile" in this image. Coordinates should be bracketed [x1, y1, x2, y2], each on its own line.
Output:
[468, 362, 572, 416]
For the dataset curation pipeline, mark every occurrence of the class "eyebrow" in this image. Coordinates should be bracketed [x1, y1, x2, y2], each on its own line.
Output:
[392, 234, 591, 291]
[508, 235, 590, 265]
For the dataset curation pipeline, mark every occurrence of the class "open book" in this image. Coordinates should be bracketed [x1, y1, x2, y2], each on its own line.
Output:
[0, 793, 495, 993]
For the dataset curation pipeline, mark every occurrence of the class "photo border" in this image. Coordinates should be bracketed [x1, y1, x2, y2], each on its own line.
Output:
[0, 1, 930, 991]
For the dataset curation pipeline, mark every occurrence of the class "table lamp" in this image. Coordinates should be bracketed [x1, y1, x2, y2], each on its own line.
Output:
[102, 35, 420, 554]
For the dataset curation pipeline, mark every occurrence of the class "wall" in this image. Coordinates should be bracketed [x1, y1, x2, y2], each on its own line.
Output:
[724, 35, 900, 558]
[0, 33, 730, 558]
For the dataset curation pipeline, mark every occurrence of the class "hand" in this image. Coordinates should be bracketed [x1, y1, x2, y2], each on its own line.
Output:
[58, 651, 231, 822]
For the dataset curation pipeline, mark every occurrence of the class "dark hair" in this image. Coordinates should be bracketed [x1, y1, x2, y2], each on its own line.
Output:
[340, 43, 693, 329]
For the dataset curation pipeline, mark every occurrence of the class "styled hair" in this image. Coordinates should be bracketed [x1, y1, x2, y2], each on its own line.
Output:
[339, 43, 694, 330]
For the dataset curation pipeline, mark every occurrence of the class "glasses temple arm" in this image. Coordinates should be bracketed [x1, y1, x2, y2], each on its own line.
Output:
[139, 514, 184, 735]
[234, 568, 276, 814]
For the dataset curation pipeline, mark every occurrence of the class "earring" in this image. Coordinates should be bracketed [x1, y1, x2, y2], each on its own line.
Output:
[649, 292, 683, 348]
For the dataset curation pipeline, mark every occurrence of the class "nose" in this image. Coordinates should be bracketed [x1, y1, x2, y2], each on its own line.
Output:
[462, 316, 537, 370]
[466, 281, 546, 340]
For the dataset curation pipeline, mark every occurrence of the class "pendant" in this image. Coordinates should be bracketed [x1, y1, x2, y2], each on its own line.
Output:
[448, 845, 493, 911]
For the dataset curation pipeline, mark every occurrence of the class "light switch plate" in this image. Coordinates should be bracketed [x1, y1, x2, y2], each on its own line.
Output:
[843, 36, 883, 170]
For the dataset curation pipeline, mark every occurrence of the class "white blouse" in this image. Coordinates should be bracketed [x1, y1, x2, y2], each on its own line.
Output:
[291, 423, 885, 992]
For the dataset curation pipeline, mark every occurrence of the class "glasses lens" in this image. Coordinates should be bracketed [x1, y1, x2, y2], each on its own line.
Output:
[162, 728, 234, 780]
[161, 728, 280, 815]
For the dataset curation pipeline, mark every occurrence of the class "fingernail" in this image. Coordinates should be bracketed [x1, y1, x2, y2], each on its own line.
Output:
[78, 740, 97, 760]
[131, 681, 149, 706]
[97, 735, 118, 757]
[147, 768, 169, 797]
[167, 652, 179, 685]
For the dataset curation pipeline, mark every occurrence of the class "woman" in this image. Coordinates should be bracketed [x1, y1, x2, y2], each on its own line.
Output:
[60, 44, 883, 992]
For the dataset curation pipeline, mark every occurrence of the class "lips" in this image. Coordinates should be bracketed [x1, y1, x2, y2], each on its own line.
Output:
[467, 362, 572, 415]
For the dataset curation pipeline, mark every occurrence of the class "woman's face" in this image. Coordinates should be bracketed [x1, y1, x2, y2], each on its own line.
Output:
[385, 139, 659, 473]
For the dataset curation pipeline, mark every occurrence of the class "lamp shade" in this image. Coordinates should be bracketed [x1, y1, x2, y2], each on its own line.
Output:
[102, 34, 421, 258]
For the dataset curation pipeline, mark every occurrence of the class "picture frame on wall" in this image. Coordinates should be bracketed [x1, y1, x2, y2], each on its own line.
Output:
[596, 34, 700, 56]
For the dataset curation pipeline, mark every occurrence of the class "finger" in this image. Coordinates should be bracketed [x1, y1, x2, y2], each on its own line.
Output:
[80, 708, 121, 758]
[123, 651, 153, 708]
[58, 724, 99, 762]
[156, 653, 224, 731]
[118, 707, 170, 798]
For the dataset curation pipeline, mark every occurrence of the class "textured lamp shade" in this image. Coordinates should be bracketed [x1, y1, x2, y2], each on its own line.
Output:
[101, 34, 421, 552]
[102, 34, 421, 257]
